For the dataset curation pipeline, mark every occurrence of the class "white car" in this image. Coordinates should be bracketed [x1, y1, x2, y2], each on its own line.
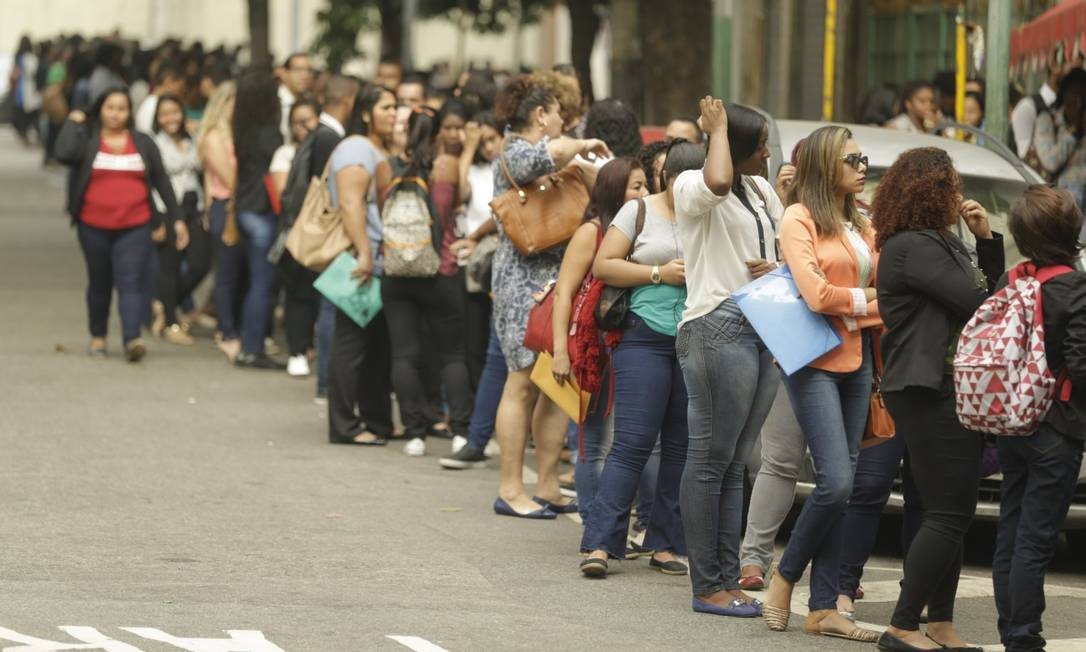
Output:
[747, 119, 1086, 545]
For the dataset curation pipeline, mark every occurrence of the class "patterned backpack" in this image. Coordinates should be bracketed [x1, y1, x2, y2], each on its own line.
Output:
[953, 262, 1075, 435]
[380, 158, 442, 278]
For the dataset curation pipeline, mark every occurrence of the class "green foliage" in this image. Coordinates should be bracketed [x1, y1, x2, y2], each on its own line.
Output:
[312, 0, 381, 72]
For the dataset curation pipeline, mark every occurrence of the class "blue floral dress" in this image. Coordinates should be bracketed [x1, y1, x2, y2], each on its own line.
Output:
[491, 135, 566, 371]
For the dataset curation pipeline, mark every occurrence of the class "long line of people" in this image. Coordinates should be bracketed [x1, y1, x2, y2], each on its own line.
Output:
[29, 34, 1086, 652]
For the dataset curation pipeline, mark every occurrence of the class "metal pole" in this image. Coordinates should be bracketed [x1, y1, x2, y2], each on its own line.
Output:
[985, 0, 1011, 144]
[822, 0, 837, 121]
[712, 0, 733, 99]
[955, 12, 967, 134]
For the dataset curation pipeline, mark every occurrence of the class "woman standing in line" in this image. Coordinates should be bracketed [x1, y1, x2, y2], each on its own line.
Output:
[871, 148, 1003, 652]
[762, 125, 881, 641]
[231, 67, 284, 370]
[674, 99, 784, 616]
[55, 87, 187, 362]
[490, 76, 610, 518]
[150, 93, 211, 345]
[578, 141, 704, 576]
[196, 81, 239, 360]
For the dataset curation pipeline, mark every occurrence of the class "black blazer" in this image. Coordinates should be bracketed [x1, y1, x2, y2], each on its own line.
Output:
[877, 229, 1006, 393]
[54, 118, 181, 228]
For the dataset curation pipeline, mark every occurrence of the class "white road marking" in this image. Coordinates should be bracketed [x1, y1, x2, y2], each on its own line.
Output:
[386, 636, 449, 652]
[0, 625, 144, 651]
[120, 629, 285, 652]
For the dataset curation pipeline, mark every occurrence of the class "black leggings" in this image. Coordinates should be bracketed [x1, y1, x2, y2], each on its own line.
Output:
[381, 274, 472, 439]
[157, 193, 212, 325]
[280, 251, 320, 356]
[885, 386, 984, 630]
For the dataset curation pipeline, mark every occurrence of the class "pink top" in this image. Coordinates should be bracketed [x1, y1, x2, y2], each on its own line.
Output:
[430, 180, 459, 277]
[205, 137, 236, 201]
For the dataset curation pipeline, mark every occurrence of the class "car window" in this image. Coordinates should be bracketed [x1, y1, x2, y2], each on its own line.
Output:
[861, 169, 1025, 265]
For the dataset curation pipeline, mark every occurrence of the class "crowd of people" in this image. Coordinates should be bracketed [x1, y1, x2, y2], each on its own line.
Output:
[8, 31, 1086, 652]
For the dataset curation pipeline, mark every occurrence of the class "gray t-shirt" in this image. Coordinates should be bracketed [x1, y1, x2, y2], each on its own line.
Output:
[328, 135, 386, 274]
[610, 197, 683, 266]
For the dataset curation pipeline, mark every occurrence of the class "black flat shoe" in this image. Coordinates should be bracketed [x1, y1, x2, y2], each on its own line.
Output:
[580, 557, 608, 578]
[648, 556, 688, 576]
[234, 352, 287, 370]
[877, 631, 928, 652]
[926, 634, 982, 651]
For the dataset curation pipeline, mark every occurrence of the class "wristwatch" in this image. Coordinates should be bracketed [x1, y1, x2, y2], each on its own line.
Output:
[650, 265, 662, 285]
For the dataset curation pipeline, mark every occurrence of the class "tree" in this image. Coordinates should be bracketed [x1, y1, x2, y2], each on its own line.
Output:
[247, 0, 271, 67]
[567, 0, 603, 103]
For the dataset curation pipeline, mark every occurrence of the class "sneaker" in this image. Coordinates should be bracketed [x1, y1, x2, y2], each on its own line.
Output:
[484, 439, 501, 457]
[235, 352, 287, 370]
[287, 355, 311, 377]
[162, 324, 194, 345]
[440, 444, 487, 469]
[404, 437, 426, 457]
[451, 435, 468, 455]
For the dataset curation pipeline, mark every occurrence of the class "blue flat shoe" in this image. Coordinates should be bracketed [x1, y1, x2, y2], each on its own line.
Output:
[493, 498, 557, 519]
[692, 598, 760, 618]
[532, 496, 578, 514]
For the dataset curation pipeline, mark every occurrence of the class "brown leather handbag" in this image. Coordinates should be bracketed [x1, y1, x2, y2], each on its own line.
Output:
[489, 154, 589, 256]
[862, 332, 896, 448]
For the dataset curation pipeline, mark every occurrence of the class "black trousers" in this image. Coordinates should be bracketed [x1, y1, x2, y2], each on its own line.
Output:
[464, 288, 491, 390]
[381, 274, 472, 439]
[280, 250, 321, 356]
[328, 308, 393, 441]
[157, 193, 212, 325]
[885, 386, 984, 630]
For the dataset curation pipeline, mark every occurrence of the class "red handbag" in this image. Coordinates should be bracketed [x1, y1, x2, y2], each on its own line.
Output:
[523, 280, 557, 353]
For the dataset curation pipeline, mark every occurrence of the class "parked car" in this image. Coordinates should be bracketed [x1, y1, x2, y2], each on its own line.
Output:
[747, 119, 1086, 547]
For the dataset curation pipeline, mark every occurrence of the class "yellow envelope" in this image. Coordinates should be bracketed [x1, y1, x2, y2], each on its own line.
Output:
[530, 352, 591, 422]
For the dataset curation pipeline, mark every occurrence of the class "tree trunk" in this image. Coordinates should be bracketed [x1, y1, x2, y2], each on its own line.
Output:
[568, 0, 601, 103]
[378, 0, 404, 61]
[638, 0, 711, 125]
[609, 0, 642, 118]
[247, 0, 271, 67]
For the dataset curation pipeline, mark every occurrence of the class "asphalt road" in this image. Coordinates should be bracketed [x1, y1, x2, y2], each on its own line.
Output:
[2, 130, 1085, 652]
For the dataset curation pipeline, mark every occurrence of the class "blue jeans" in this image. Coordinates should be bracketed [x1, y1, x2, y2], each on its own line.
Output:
[994, 424, 1084, 652]
[77, 222, 153, 345]
[838, 434, 923, 598]
[316, 298, 335, 395]
[777, 338, 873, 611]
[580, 316, 689, 558]
[209, 199, 242, 341]
[678, 299, 780, 595]
[566, 371, 611, 525]
[467, 324, 507, 451]
[236, 211, 278, 355]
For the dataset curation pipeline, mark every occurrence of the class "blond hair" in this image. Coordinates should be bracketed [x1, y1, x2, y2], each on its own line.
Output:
[196, 81, 236, 153]
[528, 69, 583, 129]
[789, 125, 868, 237]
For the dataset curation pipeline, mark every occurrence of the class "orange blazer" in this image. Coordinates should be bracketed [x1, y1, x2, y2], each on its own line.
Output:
[779, 203, 883, 373]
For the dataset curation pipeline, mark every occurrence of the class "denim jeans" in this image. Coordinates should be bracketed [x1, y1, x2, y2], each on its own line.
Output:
[838, 434, 923, 598]
[739, 389, 805, 574]
[580, 316, 689, 558]
[209, 199, 242, 341]
[236, 211, 277, 355]
[678, 299, 780, 595]
[467, 324, 508, 451]
[993, 424, 1084, 652]
[566, 372, 612, 525]
[77, 222, 153, 345]
[635, 440, 660, 532]
[776, 337, 873, 611]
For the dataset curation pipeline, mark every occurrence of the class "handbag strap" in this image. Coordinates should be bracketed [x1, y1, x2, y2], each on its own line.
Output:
[625, 198, 646, 260]
[498, 153, 527, 204]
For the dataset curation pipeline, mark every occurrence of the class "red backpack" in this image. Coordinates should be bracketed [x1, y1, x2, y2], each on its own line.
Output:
[953, 262, 1075, 435]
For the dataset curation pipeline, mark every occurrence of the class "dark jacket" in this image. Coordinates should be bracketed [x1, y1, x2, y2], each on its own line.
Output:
[234, 125, 282, 214]
[55, 118, 181, 228]
[877, 229, 1006, 394]
[996, 269, 1086, 440]
[309, 123, 342, 179]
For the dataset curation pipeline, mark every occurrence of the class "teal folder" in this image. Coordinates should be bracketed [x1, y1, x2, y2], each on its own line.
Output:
[313, 252, 382, 328]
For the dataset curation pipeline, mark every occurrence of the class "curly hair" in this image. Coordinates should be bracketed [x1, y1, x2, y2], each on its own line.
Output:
[529, 69, 584, 129]
[584, 98, 642, 157]
[870, 147, 960, 250]
[638, 139, 672, 193]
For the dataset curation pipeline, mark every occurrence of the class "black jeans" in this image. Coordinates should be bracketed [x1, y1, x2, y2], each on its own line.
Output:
[993, 424, 1084, 652]
[328, 307, 393, 441]
[157, 193, 212, 325]
[886, 386, 984, 630]
[381, 274, 472, 439]
[280, 250, 321, 357]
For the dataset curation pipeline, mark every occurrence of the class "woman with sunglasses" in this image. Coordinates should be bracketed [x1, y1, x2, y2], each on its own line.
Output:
[762, 126, 882, 642]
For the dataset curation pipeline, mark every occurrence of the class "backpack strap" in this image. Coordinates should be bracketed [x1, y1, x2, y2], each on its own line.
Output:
[1011, 262, 1077, 402]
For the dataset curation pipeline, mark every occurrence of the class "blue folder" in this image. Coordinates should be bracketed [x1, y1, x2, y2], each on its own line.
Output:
[313, 252, 382, 328]
[732, 264, 842, 376]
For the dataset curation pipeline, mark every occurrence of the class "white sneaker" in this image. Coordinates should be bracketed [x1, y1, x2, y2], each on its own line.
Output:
[287, 355, 311, 377]
[451, 435, 468, 455]
[404, 437, 426, 457]
[484, 439, 501, 457]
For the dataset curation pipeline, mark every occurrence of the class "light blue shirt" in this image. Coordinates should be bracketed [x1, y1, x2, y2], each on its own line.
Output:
[328, 136, 386, 275]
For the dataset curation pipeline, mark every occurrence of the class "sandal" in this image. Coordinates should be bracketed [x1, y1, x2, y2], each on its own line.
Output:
[803, 610, 879, 643]
[763, 567, 793, 632]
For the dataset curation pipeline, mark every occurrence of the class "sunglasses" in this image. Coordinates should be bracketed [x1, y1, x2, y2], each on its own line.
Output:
[843, 153, 869, 170]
